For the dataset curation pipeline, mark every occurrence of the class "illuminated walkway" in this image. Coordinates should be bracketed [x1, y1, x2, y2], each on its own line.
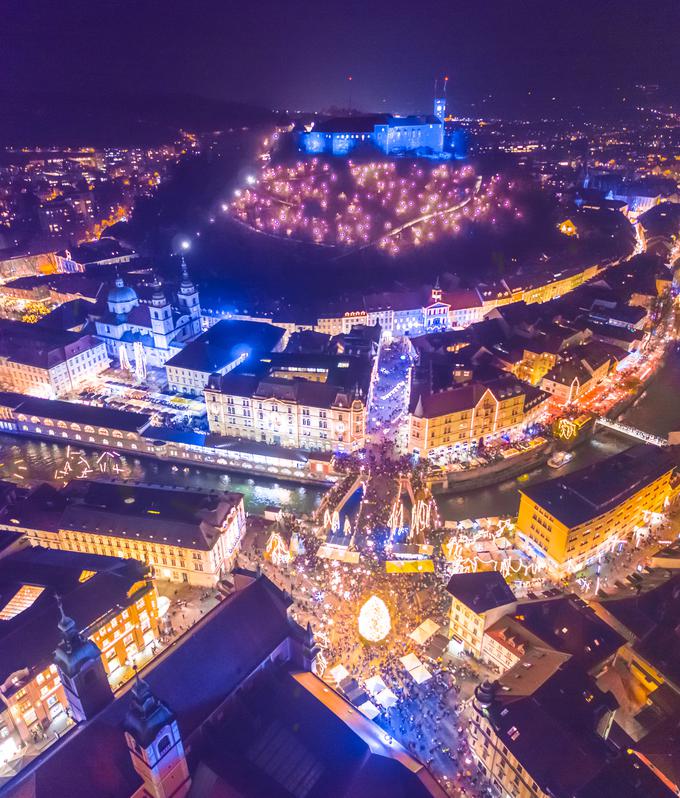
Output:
[595, 416, 668, 447]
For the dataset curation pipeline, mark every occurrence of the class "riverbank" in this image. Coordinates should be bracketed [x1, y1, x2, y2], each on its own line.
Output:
[429, 439, 551, 495]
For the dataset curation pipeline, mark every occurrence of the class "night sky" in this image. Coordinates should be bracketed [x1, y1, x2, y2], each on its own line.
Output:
[4, 0, 680, 117]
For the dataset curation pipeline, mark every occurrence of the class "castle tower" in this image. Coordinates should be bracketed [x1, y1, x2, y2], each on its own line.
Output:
[53, 594, 113, 723]
[176, 255, 201, 335]
[149, 274, 174, 344]
[124, 673, 191, 798]
[434, 74, 448, 124]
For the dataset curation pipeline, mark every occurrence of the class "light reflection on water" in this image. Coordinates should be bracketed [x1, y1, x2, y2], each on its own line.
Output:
[0, 435, 323, 516]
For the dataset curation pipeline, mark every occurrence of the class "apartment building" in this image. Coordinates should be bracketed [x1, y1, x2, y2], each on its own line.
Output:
[0, 319, 109, 398]
[447, 572, 516, 657]
[408, 376, 547, 459]
[0, 546, 158, 750]
[205, 353, 371, 453]
[467, 659, 672, 798]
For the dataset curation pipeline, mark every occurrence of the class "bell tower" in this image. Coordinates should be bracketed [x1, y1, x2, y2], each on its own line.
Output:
[431, 276, 442, 303]
[53, 594, 113, 723]
[176, 255, 201, 336]
[149, 274, 174, 346]
[124, 673, 191, 798]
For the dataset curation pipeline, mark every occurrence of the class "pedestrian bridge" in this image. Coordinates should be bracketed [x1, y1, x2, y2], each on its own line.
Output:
[595, 417, 668, 447]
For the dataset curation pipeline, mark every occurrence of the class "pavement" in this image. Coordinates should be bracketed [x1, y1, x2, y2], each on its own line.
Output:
[366, 339, 412, 455]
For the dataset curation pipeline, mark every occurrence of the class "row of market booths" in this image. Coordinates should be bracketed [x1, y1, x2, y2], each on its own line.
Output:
[326, 618, 450, 721]
[317, 530, 436, 571]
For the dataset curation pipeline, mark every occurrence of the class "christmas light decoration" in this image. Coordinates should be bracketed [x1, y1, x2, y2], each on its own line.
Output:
[265, 530, 291, 566]
[230, 158, 523, 255]
[133, 341, 147, 382]
[120, 345, 132, 372]
[358, 595, 391, 643]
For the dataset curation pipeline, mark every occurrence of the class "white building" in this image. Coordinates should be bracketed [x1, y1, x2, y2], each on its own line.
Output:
[165, 319, 286, 397]
[0, 320, 109, 398]
[205, 354, 371, 453]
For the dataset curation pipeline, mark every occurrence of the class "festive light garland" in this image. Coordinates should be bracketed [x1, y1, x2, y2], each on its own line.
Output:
[265, 530, 291, 566]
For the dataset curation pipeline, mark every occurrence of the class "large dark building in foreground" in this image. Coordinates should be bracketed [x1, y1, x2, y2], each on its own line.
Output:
[2, 571, 446, 798]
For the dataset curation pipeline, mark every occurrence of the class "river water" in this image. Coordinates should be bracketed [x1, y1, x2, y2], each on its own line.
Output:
[0, 436, 323, 516]
[2, 347, 679, 522]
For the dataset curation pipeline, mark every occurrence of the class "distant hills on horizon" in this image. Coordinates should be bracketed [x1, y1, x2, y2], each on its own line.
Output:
[0, 90, 275, 147]
[1, 86, 673, 149]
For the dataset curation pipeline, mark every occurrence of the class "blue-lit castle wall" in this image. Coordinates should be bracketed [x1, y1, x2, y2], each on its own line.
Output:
[297, 114, 473, 159]
[298, 115, 445, 157]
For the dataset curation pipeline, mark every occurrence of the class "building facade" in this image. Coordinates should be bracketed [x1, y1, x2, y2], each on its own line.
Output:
[0, 547, 158, 751]
[408, 378, 546, 460]
[205, 354, 371, 453]
[0, 320, 109, 399]
[447, 572, 516, 657]
[299, 114, 445, 157]
[1, 481, 246, 587]
[516, 445, 676, 576]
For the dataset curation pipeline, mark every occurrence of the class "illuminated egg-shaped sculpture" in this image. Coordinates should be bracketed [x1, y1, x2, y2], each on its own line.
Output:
[358, 595, 391, 643]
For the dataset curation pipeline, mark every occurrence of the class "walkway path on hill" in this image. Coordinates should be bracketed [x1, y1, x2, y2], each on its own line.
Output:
[356, 175, 483, 253]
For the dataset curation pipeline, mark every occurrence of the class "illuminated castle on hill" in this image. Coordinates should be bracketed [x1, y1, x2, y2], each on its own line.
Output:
[299, 92, 456, 158]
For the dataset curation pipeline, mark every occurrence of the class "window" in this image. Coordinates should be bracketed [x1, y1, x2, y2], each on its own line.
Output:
[157, 735, 171, 755]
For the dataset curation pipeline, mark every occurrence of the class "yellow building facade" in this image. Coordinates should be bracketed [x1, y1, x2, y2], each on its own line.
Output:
[2, 482, 246, 587]
[517, 445, 676, 575]
[408, 381, 543, 458]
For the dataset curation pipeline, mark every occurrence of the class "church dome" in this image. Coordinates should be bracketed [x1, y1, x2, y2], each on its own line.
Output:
[108, 277, 138, 305]
[107, 276, 139, 316]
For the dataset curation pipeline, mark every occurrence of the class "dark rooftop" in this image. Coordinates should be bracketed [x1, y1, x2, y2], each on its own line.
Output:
[446, 571, 516, 614]
[0, 546, 152, 695]
[0, 318, 103, 370]
[515, 594, 625, 671]
[597, 573, 680, 687]
[36, 298, 95, 331]
[482, 661, 673, 798]
[7, 394, 151, 433]
[6, 480, 244, 551]
[410, 375, 527, 419]
[208, 353, 371, 411]
[165, 319, 286, 373]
